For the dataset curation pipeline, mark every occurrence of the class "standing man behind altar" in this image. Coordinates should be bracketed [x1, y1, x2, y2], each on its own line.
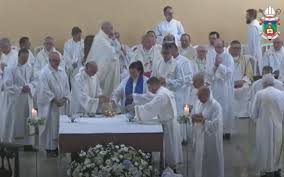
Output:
[134, 77, 183, 170]
[154, 6, 184, 45]
[112, 61, 148, 113]
[86, 21, 120, 96]
[63, 26, 84, 87]
[131, 34, 162, 78]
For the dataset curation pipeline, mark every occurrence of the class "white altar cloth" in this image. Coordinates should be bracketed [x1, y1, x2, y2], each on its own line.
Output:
[59, 114, 163, 134]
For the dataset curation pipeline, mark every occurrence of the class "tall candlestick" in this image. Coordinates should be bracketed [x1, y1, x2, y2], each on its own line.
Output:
[32, 108, 37, 118]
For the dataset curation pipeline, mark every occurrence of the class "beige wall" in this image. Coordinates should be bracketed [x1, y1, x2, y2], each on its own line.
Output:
[0, 0, 283, 50]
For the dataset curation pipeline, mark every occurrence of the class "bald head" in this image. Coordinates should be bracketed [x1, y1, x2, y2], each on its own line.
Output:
[44, 36, 55, 52]
[273, 37, 283, 51]
[214, 39, 225, 54]
[85, 61, 98, 77]
[0, 38, 11, 54]
[262, 74, 274, 88]
[101, 21, 113, 37]
[197, 86, 210, 103]
[193, 72, 205, 89]
[49, 52, 60, 70]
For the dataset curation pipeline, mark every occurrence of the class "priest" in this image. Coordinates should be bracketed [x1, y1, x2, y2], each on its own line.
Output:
[151, 43, 177, 86]
[207, 32, 220, 62]
[262, 37, 284, 77]
[191, 86, 224, 177]
[154, 6, 184, 44]
[168, 42, 193, 115]
[134, 77, 183, 169]
[229, 40, 253, 118]
[19, 36, 36, 66]
[37, 52, 70, 157]
[1, 48, 37, 144]
[250, 66, 284, 105]
[246, 9, 262, 75]
[113, 31, 132, 81]
[191, 46, 209, 75]
[251, 74, 284, 177]
[179, 33, 196, 60]
[71, 61, 109, 115]
[131, 34, 162, 77]
[208, 39, 234, 140]
[34, 36, 63, 77]
[86, 21, 120, 96]
[0, 38, 18, 73]
[112, 61, 148, 113]
[63, 26, 84, 87]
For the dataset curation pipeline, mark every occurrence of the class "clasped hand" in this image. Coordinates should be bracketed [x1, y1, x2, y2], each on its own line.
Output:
[22, 85, 31, 93]
[192, 113, 205, 124]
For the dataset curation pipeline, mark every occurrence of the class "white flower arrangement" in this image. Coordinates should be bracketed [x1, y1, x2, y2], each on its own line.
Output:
[27, 116, 45, 127]
[68, 143, 157, 177]
[178, 105, 193, 124]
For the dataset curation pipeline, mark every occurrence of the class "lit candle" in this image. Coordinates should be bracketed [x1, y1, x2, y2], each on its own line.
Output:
[32, 108, 37, 118]
[183, 104, 190, 116]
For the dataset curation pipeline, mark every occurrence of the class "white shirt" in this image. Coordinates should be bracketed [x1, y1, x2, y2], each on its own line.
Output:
[63, 38, 84, 69]
[154, 19, 185, 44]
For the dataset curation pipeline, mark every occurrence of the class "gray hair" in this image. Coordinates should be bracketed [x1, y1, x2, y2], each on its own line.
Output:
[0, 38, 11, 46]
[101, 21, 112, 29]
[44, 36, 54, 42]
[262, 74, 274, 88]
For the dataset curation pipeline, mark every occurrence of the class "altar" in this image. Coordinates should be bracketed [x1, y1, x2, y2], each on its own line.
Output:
[58, 114, 164, 153]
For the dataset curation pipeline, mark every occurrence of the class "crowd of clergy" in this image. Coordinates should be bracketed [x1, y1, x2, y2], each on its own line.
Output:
[0, 6, 284, 177]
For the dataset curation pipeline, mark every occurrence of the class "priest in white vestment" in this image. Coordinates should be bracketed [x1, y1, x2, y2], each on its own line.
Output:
[208, 39, 234, 139]
[34, 36, 64, 78]
[19, 36, 36, 66]
[146, 30, 162, 51]
[37, 52, 70, 156]
[154, 6, 184, 45]
[131, 34, 162, 78]
[134, 77, 183, 169]
[151, 43, 177, 89]
[1, 49, 37, 144]
[250, 66, 284, 107]
[251, 74, 284, 177]
[112, 61, 148, 113]
[179, 33, 196, 60]
[246, 9, 262, 75]
[71, 61, 109, 115]
[229, 40, 253, 118]
[191, 86, 224, 177]
[191, 46, 211, 77]
[168, 42, 193, 115]
[86, 22, 120, 96]
[63, 27, 84, 87]
[0, 38, 18, 73]
[262, 37, 284, 76]
[112, 32, 132, 81]
[207, 32, 220, 62]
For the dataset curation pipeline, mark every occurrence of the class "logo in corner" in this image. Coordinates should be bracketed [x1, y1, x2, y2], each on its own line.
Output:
[259, 6, 281, 40]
